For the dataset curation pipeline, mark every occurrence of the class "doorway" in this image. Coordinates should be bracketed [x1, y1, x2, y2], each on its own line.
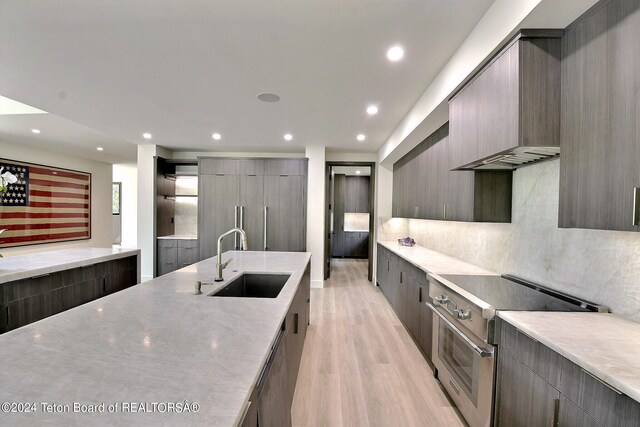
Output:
[324, 162, 375, 281]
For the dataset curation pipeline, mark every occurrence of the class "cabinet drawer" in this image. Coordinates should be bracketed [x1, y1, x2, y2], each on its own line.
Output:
[158, 239, 177, 249]
[178, 239, 198, 250]
[198, 158, 240, 175]
[497, 319, 562, 387]
[559, 358, 640, 427]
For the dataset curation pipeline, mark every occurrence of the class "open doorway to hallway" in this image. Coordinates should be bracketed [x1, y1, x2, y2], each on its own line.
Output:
[324, 162, 375, 281]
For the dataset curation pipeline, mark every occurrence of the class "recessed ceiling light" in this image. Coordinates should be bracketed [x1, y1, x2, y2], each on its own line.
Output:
[356, 170, 361, 175]
[142, 133, 152, 140]
[387, 45, 404, 62]
[212, 133, 221, 140]
[366, 105, 378, 115]
[284, 133, 293, 141]
[31, 129, 41, 134]
[97, 147, 104, 151]
[357, 134, 366, 142]
[258, 93, 281, 103]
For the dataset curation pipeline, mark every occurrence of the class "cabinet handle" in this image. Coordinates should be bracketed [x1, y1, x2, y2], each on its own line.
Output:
[633, 187, 640, 226]
[400, 271, 403, 284]
[443, 203, 447, 220]
[239, 206, 245, 249]
[418, 286, 422, 303]
[263, 206, 268, 251]
[294, 313, 299, 334]
[582, 368, 623, 395]
[552, 398, 559, 427]
[234, 206, 239, 249]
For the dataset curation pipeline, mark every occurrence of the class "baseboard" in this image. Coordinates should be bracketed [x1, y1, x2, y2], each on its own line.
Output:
[311, 279, 324, 289]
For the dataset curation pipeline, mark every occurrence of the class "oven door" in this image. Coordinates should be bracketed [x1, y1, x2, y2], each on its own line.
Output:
[428, 303, 495, 427]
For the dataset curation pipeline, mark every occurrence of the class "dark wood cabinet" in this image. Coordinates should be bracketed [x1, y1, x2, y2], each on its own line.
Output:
[496, 348, 560, 427]
[255, 263, 310, 427]
[559, 0, 640, 231]
[0, 255, 138, 333]
[376, 244, 433, 365]
[392, 123, 512, 222]
[344, 176, 370, 213]
[157, 238, 198, 275]
[448, 31, 561, 170]
[496, 318, 640, 427]
[198, 158, 307, 258]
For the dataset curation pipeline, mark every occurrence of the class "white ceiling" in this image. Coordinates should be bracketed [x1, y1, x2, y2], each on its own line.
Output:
[0, 0, 495, 163]
[333, 166, 371, 176]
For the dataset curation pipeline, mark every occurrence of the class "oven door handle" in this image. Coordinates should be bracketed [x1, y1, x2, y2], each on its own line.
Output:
[426, 302, 493, 358]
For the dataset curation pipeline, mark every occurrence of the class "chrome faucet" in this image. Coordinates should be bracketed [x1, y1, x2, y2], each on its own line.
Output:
[214, 228, 248, 282]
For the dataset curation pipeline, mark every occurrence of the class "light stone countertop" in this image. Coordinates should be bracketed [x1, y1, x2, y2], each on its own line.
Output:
[157, 235, 198, 240]
[498, 311, 640, 403]
[0, 247, 141, 284]
[378, 240, 497, 275]
[0, 250, 311, 426]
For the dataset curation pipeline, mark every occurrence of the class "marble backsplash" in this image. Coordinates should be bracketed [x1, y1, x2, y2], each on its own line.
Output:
[379, 159, 640, 322]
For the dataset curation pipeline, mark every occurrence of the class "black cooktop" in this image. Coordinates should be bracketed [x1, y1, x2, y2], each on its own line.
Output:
[437, 274, 606, 313]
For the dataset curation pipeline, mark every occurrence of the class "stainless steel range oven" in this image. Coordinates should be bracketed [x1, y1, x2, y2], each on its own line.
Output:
[427, 273, 607, 427]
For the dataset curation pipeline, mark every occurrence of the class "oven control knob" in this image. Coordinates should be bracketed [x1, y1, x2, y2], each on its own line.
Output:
[434, 295, 449, 305]
[456, 309, 471, 321]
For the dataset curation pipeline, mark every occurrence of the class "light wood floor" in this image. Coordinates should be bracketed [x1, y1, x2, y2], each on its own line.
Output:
[291, 259, 465, 427]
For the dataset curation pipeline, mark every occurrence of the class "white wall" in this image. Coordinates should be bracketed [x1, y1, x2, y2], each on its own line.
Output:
[112, 163, 138, 248]
[0, 139, 112, 256]
[305, 146, 326, 288]
[380, 160, 640, 322]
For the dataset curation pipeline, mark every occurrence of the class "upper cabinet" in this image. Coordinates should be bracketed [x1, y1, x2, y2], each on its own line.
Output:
[559, 0, 640, 231]
[392, 123, 512, 223]
[449, 30, 562, 170]
[344, 176, 370, 213]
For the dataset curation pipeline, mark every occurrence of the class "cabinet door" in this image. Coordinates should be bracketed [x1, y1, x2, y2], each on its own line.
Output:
[177, 239, 199, 268]
[344, 176, 357, 213]
[332, 174, 345, 257]
[264, 175, 306, 252]
[239, 175, 265, 252]
[496, 349, 560, 427]
[419, 280, 433, 361]
[403, 274, 421, 339]
[158, 239, 178, 275]
[559, 396, 603, 427]
[198, 174, 239, 259]
[358, 177, 370, 213]
[257, 331, 291, 427]
[198, 158, 240, 175]
[559, 1, 640, 231]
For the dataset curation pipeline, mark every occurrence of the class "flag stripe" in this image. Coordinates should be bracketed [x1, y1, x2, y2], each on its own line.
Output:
[29, 201, 89, 209]
[0, 212, 89, 219]
[30, 184, 88, 195]
[1, 227, 89, 237]
[30, 190, 89, 200]
[29, 166, 90, 182]
[3, 222, 88, 231]
[0, 231, 89, 244]
[0, 208, 90, 215]
[30, 195, 90, 205]
[28, 178, 89, 190]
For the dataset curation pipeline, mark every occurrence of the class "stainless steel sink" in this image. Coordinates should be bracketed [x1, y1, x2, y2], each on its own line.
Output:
[209, 273, 290, 298]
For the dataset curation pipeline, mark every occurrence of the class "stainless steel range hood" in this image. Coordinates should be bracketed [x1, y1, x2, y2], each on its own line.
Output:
[454, 146, 561, 171]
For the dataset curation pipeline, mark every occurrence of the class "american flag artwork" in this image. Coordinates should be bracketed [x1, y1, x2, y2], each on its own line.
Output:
[0, 159, 91, 247]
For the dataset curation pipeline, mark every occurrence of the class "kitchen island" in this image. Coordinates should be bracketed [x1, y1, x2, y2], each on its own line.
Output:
[0, 250, 311, 426]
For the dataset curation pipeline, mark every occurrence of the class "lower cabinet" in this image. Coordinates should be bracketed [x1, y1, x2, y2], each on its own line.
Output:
[157, 238, 198, 276]
[0, 255, 138, 333]
[242, 264, 310, 427]
[376, 244, 433, 366]
[496, 319, 640, 427]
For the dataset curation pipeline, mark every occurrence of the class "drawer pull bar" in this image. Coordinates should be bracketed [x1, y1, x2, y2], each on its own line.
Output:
[582, 368, 623, 395]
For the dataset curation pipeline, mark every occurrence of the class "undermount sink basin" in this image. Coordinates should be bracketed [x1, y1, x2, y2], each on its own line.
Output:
[210, 273, 290, 298]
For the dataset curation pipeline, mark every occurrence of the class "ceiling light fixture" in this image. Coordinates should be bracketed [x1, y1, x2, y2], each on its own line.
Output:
[284, 133, 293, 141]
[386, 45, 404, 62]
[258, 93, 281, 103]
[357, 134, 366, 142]
[356, 170, 361, 175]
[212, 133, 221, 140]
[97, 147, 104, 151]
[142, 133, 152, 140]
[366, 105, 378, 115]
[31, 129, 41, 134]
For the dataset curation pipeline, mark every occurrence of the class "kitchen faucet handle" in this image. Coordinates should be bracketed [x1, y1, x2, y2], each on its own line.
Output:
[222, 258, 233, 269]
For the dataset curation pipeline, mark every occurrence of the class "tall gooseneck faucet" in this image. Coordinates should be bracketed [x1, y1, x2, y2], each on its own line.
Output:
[214, 228, 248, 282]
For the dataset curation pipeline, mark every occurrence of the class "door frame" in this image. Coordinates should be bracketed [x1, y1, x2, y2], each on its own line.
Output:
[324, 161, 376, 282]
